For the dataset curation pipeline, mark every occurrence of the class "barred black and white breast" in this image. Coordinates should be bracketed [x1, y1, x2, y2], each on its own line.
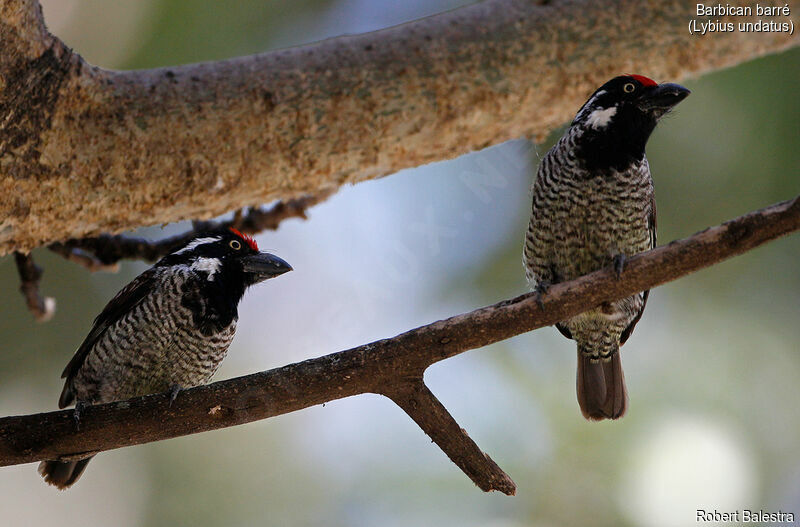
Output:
[523, 75, 689, 421]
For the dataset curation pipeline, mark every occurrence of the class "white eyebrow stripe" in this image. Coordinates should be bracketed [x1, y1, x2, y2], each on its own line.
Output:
[588, 90, 606, 104]
[173, 237, 220, 255]
[582, 90, 606, 110]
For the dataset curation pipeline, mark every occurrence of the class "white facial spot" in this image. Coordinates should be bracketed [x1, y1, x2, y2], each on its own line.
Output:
[192, 257, 222, 281]
[174, 237, 220, 255]
[586, 105, 617, 129]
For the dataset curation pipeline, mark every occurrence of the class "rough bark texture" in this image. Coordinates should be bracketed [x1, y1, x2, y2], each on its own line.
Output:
[1, 0, 797, 254]
[1, 196, 797, 493]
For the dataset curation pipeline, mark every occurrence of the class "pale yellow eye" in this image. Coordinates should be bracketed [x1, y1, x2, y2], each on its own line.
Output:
[623, 83, 636, 93]
[229, 240, 242, 250]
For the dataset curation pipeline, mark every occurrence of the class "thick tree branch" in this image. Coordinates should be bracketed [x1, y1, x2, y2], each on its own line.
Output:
[1, 196, 797, 493]
[1, 0, 797, 254]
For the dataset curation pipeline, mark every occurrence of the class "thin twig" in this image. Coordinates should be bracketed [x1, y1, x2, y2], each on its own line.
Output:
[1, 197, 797, 493]
[48, 192, 331, 267]
[46, 245, 120, 273]
[13, 252, 56, 322]
[38, 193, 328, 319]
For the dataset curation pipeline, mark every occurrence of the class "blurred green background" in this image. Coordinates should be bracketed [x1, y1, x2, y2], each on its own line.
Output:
[1, 1, 798, 526]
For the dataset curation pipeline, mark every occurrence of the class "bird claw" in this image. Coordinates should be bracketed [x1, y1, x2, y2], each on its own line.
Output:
[168, 385, 183, 407]
[612, 254, 626, 278]
[535, 282, 551, 311]
[73, 401, 85, 431]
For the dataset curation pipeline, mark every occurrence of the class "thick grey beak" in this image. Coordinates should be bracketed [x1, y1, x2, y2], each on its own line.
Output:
[639, 82, 690, 112]
[241, 252, 292, 279]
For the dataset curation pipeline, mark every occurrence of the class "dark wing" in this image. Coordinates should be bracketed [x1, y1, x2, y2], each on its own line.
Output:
[58, 268, 158, 407]
[555, 323, 573, 340]
[648, 194, 657, 250]
[620, 196, 656, 346]
[620, 290, 648, 346]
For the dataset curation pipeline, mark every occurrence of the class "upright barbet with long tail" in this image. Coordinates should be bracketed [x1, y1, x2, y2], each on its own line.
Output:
[524, 75, 689, 420]
[39, 228, 292, 488]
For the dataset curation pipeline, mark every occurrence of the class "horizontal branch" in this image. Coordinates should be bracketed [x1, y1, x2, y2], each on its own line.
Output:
[1, 0, 797, 254]
[1, 196, 796, 492]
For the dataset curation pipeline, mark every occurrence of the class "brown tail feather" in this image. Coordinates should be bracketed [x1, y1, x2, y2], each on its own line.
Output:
[38, 456, 94, 490]
[576, 347, 627, 420]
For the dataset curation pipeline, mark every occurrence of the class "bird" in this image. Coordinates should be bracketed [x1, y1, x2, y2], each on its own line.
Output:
[39, 228, 292, 489]
[523, 74, 689, 420]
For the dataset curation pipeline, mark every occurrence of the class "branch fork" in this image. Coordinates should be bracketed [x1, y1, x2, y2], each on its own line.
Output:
[1, 197, 797, 494]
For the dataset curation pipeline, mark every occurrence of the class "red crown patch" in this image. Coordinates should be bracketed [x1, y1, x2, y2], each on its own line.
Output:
[627, 74, 658, 87]
[229, 228, 258, 251]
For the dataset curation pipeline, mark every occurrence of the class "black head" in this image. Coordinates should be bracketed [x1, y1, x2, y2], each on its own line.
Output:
[571, 74, 690, 171]
[159, 228, 292, 290]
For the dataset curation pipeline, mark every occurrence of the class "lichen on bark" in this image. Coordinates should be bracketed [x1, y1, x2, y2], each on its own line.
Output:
[0, 0, 797, 254]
